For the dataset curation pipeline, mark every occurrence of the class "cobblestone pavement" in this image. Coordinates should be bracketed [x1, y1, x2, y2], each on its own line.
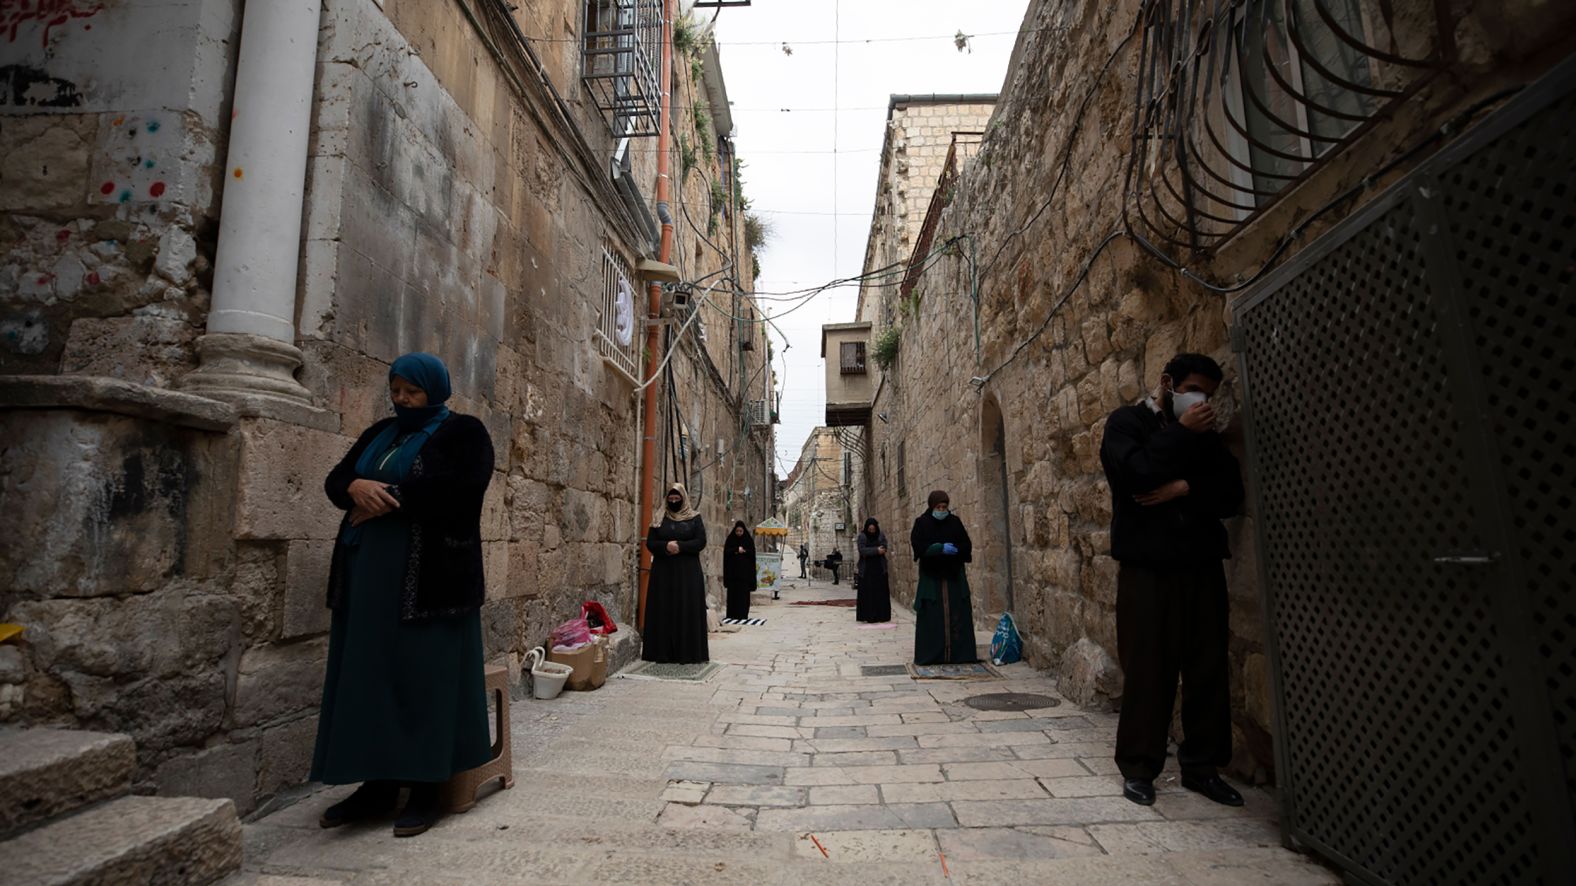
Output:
[233, 579, 1336, 885]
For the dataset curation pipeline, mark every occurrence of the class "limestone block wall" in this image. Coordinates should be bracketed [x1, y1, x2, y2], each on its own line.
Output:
[1, 0, 773, 815]
[0, 0, 241, 381]
[861, 0, 1576, 783]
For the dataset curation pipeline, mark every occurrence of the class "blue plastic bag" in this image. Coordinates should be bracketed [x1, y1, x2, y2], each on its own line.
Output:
[989, 612, 1023, 665]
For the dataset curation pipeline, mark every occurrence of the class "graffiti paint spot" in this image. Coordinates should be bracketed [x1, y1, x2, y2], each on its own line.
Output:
[144, 159, 156, 169]
[146, 121, 160, 133]
[99, 181, 115, 195]
[112, 116, 124, 126]
[36, 275, 50, 286]
[232, 167, 244, 179]
[149, 181, 166, 198]
[86, 272, 101, 286]
[118, 190, 131, 203]
[84, 24, 91, 31]
[56, 229, 71, 243]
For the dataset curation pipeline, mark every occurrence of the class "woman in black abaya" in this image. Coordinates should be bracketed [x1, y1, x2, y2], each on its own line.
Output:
[855, 518, 891, 623]
[723, 520, 756, 620]
[642, 484, 709, 663]
[910, 490, 979, 665]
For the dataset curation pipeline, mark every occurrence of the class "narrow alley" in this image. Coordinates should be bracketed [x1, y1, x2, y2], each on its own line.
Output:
[234, 579, 1333, 885]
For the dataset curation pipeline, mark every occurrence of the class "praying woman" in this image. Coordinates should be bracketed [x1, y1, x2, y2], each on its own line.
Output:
[723, 520, 757, 621]
[311, 352, 495, 838]
[910, 490, 979, 665]
[643, 484, 710, 663]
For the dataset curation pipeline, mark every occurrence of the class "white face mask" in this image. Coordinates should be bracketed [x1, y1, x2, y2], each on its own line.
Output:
[1169, 389, 1208, 420]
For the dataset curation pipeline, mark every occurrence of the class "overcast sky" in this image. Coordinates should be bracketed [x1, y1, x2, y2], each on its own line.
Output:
[702, 0, 1031, 477]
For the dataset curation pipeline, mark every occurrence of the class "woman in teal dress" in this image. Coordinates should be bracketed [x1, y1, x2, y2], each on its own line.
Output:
[311, 352, 495, 837]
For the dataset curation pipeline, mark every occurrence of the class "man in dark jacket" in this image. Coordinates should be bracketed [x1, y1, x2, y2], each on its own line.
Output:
[825, 548, 844, 584]
[1098, 353, 1245, 809]
[798, 543, 810, 579]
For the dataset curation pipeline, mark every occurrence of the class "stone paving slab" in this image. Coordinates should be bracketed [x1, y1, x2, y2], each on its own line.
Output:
[238, 579, 1332, 884]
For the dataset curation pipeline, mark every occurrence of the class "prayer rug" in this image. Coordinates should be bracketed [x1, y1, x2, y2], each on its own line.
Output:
[721, 617, 766, 626]
[620, 661, 725, 682]
[906, 661, 1003, 681]
[790, 599, 859, 607]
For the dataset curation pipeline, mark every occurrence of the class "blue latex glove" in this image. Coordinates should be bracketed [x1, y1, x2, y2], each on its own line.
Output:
[942, 542, 959, 556]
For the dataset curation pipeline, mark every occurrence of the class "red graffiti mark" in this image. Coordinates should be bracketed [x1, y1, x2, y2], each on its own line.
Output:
[232, 167, 244, 179]
[86, 271, 100, 285]
[56, 228, 70, 242]
[149, 181, 166, 198]
[1, 1, 104, 50]
[111, 115, 124, 126]
[35, 274, 51, 286]
[99, 180, 115, 195]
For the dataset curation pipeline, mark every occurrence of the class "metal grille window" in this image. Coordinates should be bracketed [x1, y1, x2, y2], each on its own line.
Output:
[1127, 0, 1447, 253]
[595, 246, 639, 382]
[582, 0, 663, 137]
[839, 341, 867, 375]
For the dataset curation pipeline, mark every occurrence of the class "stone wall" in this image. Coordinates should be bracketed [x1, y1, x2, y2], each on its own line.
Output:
[1, 0, 772, 813]
[781, 428, 857, 564]
[859, 0, 1576, 783]
[0, 0, 240, 381]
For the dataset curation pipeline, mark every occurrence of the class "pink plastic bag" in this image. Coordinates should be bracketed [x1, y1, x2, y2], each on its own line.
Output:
[550, 617, 593, 649]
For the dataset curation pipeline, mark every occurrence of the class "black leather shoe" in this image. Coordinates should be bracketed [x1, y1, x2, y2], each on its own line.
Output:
[1181, 773, 1245, 806]
[1122, 777, 1156, 806]
[393, 783, 443, 837]
[318, 780, 398, 828]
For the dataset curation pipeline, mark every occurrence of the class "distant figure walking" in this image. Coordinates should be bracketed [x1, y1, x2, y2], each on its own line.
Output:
[643, 484, 709, 664]
[723, 520, 756, 621]
[798, 542, 810, 579]
[825, 548, 844, 585]
[312, 352, 494, 838]
[856, 518, 892, 623]
[910, 491, 978, 665]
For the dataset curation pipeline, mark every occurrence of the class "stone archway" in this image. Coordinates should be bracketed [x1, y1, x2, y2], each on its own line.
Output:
[978, 395, 1015, 614]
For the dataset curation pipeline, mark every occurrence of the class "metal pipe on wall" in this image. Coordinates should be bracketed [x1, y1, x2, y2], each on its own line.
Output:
[637, 0, 676, 631]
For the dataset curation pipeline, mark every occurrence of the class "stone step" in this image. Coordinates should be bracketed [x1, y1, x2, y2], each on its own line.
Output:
[1, 794, 242, 886]
[0, 727, 136, 839]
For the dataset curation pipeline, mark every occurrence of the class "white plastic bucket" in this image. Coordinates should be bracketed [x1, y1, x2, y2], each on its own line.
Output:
[524, 646, 571, 700]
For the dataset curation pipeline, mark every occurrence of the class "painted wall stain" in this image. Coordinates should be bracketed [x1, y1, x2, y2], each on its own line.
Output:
[145, 120, 160, 133]
[0, 64, 83, 107]
[144, 159, 155, 169]
[99, 181, 114, 195]
[117, 189, 131, 203]
[1, 0, 104, 50]
[86, 271, 100, 286]
[149, 181, 166, 198]
[232, 167, 244, 179]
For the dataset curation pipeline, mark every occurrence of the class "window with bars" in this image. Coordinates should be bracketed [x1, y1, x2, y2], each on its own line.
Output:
[594, 245, 639, 382]
[839, 341, 867, 375]
[581, 0, 663, 137]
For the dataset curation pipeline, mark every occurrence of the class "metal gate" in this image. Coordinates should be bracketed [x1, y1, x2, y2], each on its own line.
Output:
[1234, 60, 1576, 886]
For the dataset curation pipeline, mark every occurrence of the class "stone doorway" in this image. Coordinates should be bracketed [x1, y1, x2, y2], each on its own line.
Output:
[978, 396, 1015, 615]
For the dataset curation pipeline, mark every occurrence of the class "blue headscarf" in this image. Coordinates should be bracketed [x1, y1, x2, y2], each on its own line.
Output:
[340, 353, 453, 545]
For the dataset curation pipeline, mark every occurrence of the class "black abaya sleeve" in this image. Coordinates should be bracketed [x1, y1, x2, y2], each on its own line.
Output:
[645, 523, 668, 556]
[953, 519, 974, 564]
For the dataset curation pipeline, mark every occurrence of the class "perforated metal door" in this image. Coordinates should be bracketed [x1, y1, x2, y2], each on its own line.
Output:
[1234, 65, 1576, 886]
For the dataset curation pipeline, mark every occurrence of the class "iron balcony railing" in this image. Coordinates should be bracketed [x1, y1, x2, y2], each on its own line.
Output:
[582, 0, 664, 138]
[1124, 0, 1450, 255]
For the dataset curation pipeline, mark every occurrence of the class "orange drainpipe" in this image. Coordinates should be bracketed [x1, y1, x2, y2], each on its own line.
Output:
[638, 0, 676, 631]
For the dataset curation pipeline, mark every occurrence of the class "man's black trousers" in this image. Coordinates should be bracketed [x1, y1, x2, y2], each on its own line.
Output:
[1114, 562, 1233, 781]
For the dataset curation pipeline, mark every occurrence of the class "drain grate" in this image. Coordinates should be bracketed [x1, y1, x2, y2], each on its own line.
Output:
[861, 665, 910, 677]
[962, 692, 1060, 711]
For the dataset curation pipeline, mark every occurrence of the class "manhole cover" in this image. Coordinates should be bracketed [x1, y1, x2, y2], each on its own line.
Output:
[962, 692, 1060, 711]
[861, 665, 909, 677]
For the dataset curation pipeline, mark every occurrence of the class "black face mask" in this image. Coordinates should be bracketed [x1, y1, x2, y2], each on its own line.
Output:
[667, 500, 683, 512]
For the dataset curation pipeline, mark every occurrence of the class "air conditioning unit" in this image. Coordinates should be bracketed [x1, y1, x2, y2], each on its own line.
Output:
[747, 399, 770, 426]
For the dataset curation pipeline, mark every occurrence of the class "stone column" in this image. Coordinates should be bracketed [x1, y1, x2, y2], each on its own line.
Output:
[181, 0, 323, 419]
